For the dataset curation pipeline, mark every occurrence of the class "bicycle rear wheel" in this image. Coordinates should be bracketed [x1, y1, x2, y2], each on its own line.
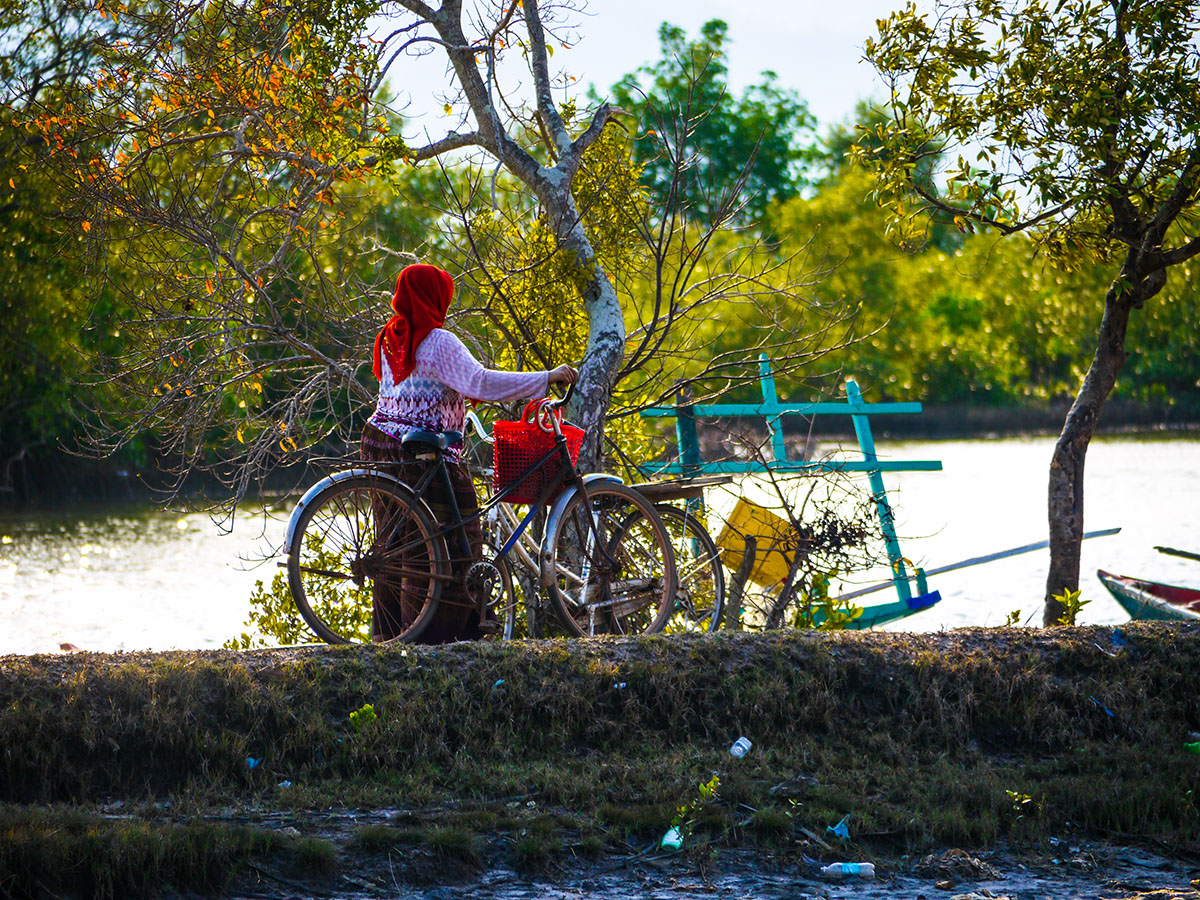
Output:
[656, 503, 726, 633]
[287, 474, 449, 644]
[546, 482, 677, 636]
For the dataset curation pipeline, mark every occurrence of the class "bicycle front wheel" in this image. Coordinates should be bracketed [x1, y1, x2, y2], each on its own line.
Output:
[656, 504, 726, 633]
[477, 537, 521, 639]
[546, 482, 677, 636]
[287, 475, 450, 644]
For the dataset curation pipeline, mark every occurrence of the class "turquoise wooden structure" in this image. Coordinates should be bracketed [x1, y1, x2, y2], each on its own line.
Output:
[640, 355, 943, 622]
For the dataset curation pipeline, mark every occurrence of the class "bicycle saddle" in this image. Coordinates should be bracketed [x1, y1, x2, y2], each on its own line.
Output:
[401, 429, 463, 451]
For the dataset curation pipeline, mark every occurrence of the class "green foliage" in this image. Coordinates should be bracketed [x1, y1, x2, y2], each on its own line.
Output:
[863, 0, 1200, 264]
[0, 94, 131, 488]
[223, 571, 311, 649]
[1005, 789, 1038, 823]
[455, 119, 663, 464]
[0, 806, 275, 900]
[348, 702, 377, 733]
[0, 0, 450, 501]
[607, 20, 818, 224]
[752, 127, 1200, 409]
[5, 0, 1200, 512]
[0, 155, 86, 467]
[670, 774, 721, 840]
[1051, 587, 1090, 627]
[788, 570, 863, 631]
[227, 530, 370, 648]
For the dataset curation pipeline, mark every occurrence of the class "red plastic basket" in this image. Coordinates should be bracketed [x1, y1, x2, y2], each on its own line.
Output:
[493, 400, 585, 504]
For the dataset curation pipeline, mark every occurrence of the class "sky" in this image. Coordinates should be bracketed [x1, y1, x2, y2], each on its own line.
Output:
[559, 0, 902, 126]
[388, 0, 906, 143]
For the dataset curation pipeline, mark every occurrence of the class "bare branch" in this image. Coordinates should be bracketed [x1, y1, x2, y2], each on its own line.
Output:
[408, 130, 485, 161]
[520, 0, 568, 152]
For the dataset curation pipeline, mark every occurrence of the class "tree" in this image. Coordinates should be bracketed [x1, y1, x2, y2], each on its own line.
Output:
[862, 0, 1200, 623]
[15, 0, 852, 504]
[0, 0, 140, 496]
[608, 19, 818, 225]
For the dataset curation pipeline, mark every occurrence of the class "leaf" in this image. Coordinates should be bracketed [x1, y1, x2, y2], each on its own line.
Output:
[81, 220, 91, 232]
[443, 103, 452, 115]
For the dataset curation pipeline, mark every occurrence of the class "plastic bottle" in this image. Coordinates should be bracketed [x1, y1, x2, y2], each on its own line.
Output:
[820, 862, 875, 880]
[729, 736, 752, 758]
[660, 826, 683, 851]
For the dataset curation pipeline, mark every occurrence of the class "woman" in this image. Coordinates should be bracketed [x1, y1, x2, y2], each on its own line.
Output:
[363, 263, 577, 642]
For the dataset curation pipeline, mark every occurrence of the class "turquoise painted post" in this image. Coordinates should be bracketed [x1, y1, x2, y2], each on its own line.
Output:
[674, 385, 702, 477]
[758, 354, 788, 463]
[673, 386, 706, 536]
[844, 377, 913, 603]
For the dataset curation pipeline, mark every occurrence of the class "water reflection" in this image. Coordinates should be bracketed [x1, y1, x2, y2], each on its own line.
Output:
[0, 435, 1196, 655]
[0, 502, 288, 655]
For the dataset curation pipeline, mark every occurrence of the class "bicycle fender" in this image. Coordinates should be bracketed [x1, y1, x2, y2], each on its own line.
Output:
[539, 474, 623, 587]
[284, 468, 408, 550]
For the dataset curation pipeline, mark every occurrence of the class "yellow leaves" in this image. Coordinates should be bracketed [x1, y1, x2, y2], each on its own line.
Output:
[81, 221, 91, 233]
[280, 437, 298, 453]
[443, 103, 453, 116]
[205, 278, 215, 295]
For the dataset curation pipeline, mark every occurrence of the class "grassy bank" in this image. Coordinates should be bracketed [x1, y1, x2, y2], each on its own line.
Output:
[2, 625, 1198, 896]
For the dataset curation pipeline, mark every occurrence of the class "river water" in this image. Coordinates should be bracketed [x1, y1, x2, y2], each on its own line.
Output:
[0, 435, 1196, 655]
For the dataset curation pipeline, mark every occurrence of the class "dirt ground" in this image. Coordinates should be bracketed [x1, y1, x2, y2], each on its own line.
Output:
[7, 629, 1200, 898]
[223, 806, 1200, 899]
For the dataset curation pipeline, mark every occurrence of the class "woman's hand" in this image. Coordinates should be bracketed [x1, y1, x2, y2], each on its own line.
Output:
[548, 364, 579, 386]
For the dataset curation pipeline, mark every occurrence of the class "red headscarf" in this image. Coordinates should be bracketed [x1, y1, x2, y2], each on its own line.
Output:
[372, 264, 456, 382]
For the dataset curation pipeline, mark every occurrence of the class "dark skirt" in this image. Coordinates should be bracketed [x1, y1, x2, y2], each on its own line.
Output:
[361, 422, 486, 643]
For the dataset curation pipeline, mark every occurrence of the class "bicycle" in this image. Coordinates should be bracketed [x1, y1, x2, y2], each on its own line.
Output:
[627, 477, 730, 634]
[284, 394, 678, 643]
[465, 421, 730, 637]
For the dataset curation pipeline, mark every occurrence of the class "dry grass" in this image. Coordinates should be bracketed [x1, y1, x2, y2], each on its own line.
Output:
[0, 624, 1197, 895]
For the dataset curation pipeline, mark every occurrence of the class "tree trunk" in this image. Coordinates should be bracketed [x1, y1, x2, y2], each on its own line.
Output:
[537, 188, 625, 472]
[1042, 289, 1135, 625]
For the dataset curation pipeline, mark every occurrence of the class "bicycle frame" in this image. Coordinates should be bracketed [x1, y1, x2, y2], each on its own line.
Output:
[385, 424, 620, 590]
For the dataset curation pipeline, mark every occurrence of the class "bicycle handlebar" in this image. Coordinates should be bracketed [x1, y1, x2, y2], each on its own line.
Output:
[544, 380, 576, 409]
[464, 382, 577, 442]
[465, 409, 493, 443]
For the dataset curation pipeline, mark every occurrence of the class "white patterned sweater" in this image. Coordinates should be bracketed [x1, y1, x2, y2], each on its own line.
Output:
[368, 328, 550, 461]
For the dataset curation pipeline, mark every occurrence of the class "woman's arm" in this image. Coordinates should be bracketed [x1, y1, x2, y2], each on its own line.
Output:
[420, 330, 555, 402]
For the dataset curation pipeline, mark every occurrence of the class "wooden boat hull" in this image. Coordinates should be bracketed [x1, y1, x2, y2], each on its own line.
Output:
[1097, 570, 1200, 622]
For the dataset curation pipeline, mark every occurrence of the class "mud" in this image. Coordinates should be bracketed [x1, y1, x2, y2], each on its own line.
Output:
[225, 807, 1200, 900]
